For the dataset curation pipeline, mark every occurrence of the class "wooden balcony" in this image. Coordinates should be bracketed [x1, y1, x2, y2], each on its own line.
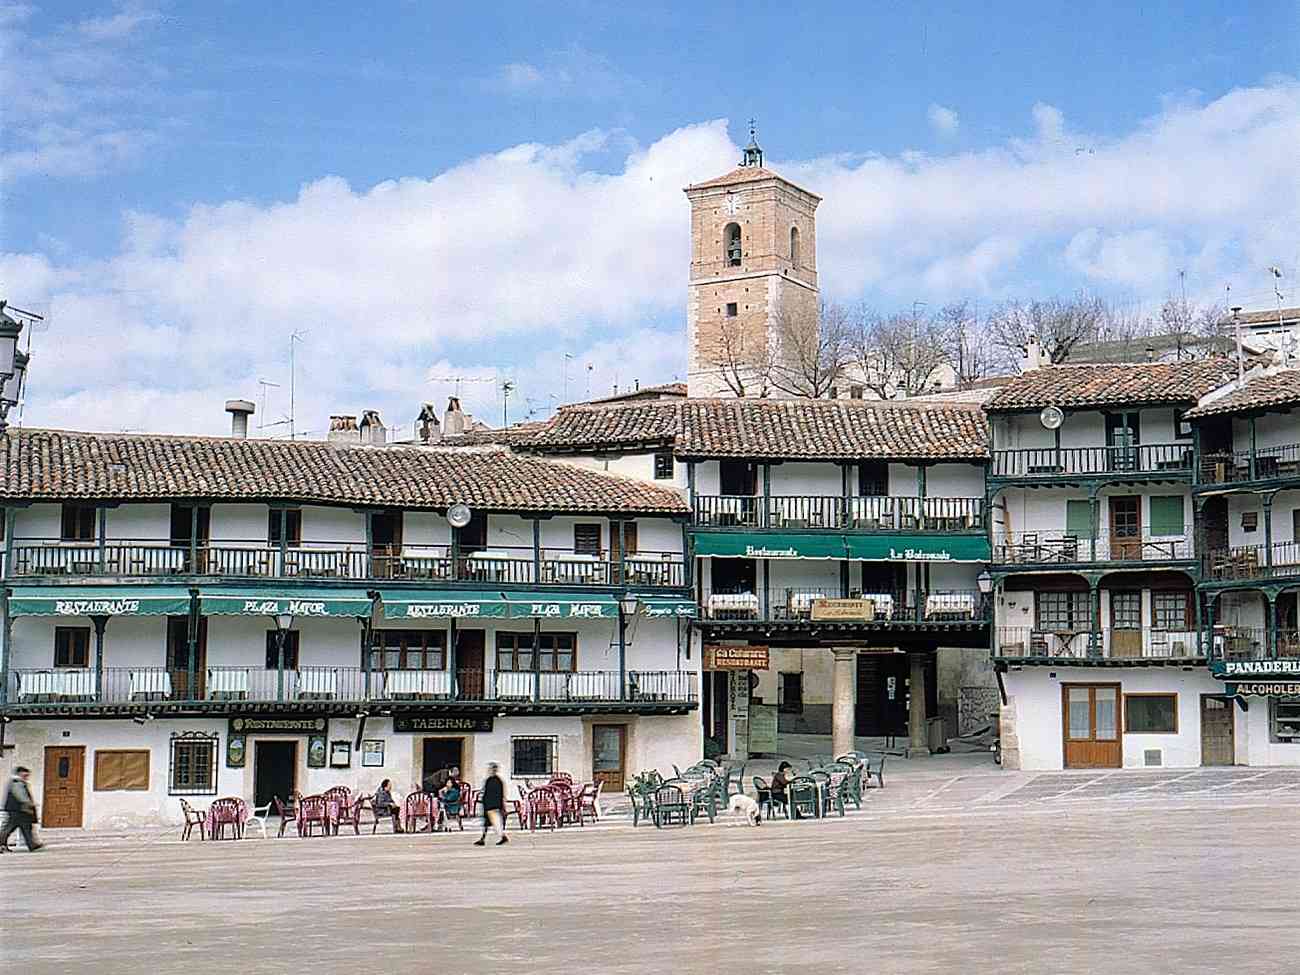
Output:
[691, 495, 984, 532]
[699, 587, 990, 624]
[995, 626, 1207, 661]
[991, 444, 1193, 480]
[5, 540, 688, 590]
[1202, 542, 1300, 583]
[991, 531, 1193, 566]
[1199, 443, 1300, 488]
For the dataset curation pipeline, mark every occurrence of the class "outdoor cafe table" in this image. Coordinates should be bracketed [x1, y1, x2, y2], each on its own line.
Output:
[208, 797, 250, 839]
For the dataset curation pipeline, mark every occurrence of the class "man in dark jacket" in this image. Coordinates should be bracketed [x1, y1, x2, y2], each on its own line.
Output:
[473, 762, 507, 846]
[1, 766, 44, 853]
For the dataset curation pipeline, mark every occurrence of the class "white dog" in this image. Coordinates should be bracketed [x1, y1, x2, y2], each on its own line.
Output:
[728, 793, 761, 826]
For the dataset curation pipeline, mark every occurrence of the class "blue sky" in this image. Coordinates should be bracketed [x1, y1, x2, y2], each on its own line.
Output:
[2, 1, 1298, 435]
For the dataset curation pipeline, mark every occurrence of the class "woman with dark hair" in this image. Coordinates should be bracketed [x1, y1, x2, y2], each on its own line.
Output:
[769, 761, 794, 815]
[373, 778, 404, 833]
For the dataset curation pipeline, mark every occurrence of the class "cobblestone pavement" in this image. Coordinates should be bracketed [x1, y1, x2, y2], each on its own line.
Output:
[5, 765, 1300, 974]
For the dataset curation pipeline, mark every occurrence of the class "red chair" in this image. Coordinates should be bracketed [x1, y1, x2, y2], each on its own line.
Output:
[527, 788, 561, 831]
[505, 787, 530, 831]
[403, 792, 436, 833]
[577, 782, 603, 823]
[273, 794, 298, 838]
[297, 795, 330, 837]
[550, 772, 574, 786]
[179, 799, 207, 841]
[208, 798, 244, 840]
[324, 787, 360, 835]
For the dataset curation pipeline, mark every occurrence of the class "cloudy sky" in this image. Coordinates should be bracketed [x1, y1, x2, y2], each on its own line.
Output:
[2, 2, 1298, 437]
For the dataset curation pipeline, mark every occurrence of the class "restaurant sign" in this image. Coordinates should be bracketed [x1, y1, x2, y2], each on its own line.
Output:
[392, 713, 495, 733]
[229, 715, 328, 736]
[1212, 659, 1300, 679]
[704, 644, 770, 671]
[1226, 682, 1300, 698]
[810, 598, 875, 621]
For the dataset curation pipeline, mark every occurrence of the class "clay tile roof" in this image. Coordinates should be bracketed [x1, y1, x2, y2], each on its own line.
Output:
[983, 360, 1237, 413]
[1183, 369, 1300, 418]
[1232, 306, 1300, 326]
[0, 428, 688, 514]
[685, 166, 821, 199]
[524, 399, 988, 461]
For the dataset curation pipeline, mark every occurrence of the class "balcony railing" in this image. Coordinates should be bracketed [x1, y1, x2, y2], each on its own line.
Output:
[991, 444, 1193, 479]
[1203, 542, 1300, 582]
[4, 667, 698, 707]
[995, 627, 1206, 660]
[1200, 443, 1300, 485]
[5, 540, 687, 589]
[700, 587, 990, 623]
[991, 531, 1193, 565]
[692, 495, 985, 531]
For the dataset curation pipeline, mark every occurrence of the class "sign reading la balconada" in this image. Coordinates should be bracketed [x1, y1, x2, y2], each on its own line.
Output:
[229, 715, 328, 735]
[704, 645, 770, 671]
[392, 714, 495, 733]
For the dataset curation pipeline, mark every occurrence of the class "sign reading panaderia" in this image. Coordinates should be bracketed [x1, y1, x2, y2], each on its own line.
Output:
[392, 714, 495, 733]
[1226, 682, 1300, 697]
[229, 715, 328, 735]
[1213, 659, 1300, 678]
[704, 645, 770, 671]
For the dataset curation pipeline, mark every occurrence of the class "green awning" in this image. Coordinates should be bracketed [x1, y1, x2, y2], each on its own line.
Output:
[843, 534, 991, 564]
[502, 592, 618, 619]
[200, 588, 374, 618]
[638, 596, 698, 619]
[693, 531, 849, 560]
[9, 585, 193, 617]
[380, 590, 509, 620]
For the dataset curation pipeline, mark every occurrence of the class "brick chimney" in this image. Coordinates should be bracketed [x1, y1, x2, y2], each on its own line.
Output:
[327, 414, 360, 444]
[443, 396, 466, 436]
[1020, 334, 1045, 373]
[359, 410, 386, 446]
[417, 403, 441, 443]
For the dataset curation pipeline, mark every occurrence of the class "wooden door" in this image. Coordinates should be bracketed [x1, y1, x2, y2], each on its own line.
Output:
[1062, 684, 1122, 768]
[1110, 590, 1142, 658]
[371, 510, 403, 578]
[42, 746, 85, 828]
[592, 724, 627, 793]
[1110, 497, 1142, 561]
[1200, 696, 1235, 766]
[456, 629, 485, 700]
[610, 521, 637, 584]
[167, 616, 207, 700]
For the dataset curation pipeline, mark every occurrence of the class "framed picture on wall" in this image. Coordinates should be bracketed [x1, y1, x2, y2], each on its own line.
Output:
[329, 740, 352, 768]
[361, 739, 385, 767]
[307, 734, 327, 768]
[226, 734, 246, 768]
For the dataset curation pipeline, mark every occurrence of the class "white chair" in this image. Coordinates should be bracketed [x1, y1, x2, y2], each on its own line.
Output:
[245, 800, 272, 840]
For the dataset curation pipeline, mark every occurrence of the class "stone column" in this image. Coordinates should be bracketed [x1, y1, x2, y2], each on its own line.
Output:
[831, 648, 857, 758]
[908, 652, 930, 756]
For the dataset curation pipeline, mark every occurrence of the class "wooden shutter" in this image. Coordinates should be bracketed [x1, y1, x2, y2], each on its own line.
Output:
[94, 750, 150, 791]
[1065, 500, 1092, 537]
[574, 524, 601, 555]
[1149, 496, 1184, 536]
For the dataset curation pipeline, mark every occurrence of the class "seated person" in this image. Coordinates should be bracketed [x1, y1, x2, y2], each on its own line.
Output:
[439, 779, 463, 821]
[373, 778, 404, 833]
[769, 761, 794, 812]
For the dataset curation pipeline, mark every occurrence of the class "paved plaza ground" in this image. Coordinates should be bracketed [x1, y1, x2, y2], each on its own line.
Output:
[5, 760, 1300, 974]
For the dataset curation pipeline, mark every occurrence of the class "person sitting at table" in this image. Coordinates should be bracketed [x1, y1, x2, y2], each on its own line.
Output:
[373, 778, 404, 833]
[439, 778, 463, 826]
[424, 764, 459, 795]
[769, 762, 794, 814]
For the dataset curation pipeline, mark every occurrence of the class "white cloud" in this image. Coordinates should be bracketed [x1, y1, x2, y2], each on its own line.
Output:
[77, 4, 158, 41]
[485, 44, 633, 100]
[497, 62, 544, 92]
[927, 103, 959, 137]
[6, 80, 1300, 436]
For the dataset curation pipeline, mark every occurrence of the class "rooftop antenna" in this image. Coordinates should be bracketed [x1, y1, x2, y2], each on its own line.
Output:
[501, 379, 515, 427]
[4, 305, 45, 426]
[288, 330, 307, 440]
[585, 362, 593, 400]
[257, 379, 280, 433]
[1231, 305, 1244, 382]
[562, 352, 574, 404]
[428, 375, 494, 399]
[1270, 266, 1289, 365]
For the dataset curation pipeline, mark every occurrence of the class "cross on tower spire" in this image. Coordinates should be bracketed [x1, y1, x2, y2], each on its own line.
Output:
[741, 117, 763, 168]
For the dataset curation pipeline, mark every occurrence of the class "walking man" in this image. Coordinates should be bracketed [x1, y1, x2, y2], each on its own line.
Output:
[473, 762, 508, 846]
[1, 766, 44, 853]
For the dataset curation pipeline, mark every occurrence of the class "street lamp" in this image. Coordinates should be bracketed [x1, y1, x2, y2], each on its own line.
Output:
[273, 613, 294, 701]
[617, 594, 639, 702]
[976, 570, 993, 594]
[0, 304, 27, 435]
[618, 593, 640, 617]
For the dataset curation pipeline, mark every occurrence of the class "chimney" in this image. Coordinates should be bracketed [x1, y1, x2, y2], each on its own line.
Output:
[359, 410, 386, 446]
[417, 403, 441, 443]
[327, 414, 360, 445]
[1145, 344, 1156, 363]
[225, 399, 255, 439]
[444, 396, 466, 436]
[1020, 334, 1045, 373]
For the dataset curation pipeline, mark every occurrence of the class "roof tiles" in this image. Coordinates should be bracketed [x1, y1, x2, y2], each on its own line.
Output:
[1183, 369, 1300, 418]
[983, 360, 1236, 413]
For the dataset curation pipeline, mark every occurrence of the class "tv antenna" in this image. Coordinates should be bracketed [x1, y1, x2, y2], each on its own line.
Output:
[501, 379, 515, 427]
[428, 375, 494, 399]
[288, 330, 307, 440]
[257, 379, 280, 433]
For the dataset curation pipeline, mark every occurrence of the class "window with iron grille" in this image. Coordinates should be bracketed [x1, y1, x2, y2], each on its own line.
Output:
[54, 627, 91, 668]
[264, 630, 301, 669]
[1153, 591, 1191, 630]
[573, 524, 601, 555]
[653, 451, 674, 480]
[495, 632, 575, 672]
[511, 736, 558, 777]
[369, 629, 446, 671]
[1036, 591, 1092, 631]
[168, 733, 218, 795]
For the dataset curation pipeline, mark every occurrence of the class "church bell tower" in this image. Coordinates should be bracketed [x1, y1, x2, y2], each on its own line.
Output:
[684, 124, 821, 397]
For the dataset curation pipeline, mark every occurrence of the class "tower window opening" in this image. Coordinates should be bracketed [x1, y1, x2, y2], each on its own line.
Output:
[724, 223, 742, 267]
[790, 226, 801, 266]
[726, 303, 738, 318]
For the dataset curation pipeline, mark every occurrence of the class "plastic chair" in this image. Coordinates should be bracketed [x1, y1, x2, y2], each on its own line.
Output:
[652, 784, 690, 828]
[403, 792, 435, 833]
[527, 788, 561, 831]
[788, 777, 821, 820]
[180, 799, 207, 841]
[245, 800, 272, 839]
[297, 795, 330, 837]
[273, 795, 298, 837]
[866, 755, 887, 789]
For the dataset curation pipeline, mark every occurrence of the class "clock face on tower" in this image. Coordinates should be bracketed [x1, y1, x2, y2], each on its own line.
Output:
[723, 194, 741, 216]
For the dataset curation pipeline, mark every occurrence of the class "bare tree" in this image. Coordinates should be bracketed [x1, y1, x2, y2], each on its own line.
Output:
[696, 313, 777, 398]
[936, 300, 994, 388]
[987, 292, 1110, 368]
[768, 299, 854, 398]
[850, 306, 952, 399]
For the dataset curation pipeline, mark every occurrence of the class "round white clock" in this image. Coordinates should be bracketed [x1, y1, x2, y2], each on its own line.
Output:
[723, 194, 741, 216]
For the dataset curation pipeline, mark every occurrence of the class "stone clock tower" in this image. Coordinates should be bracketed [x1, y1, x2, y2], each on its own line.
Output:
[684, 128, 821, 397]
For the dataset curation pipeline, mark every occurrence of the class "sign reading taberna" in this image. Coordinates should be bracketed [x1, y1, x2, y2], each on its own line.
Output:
[200, 588, 374, 618]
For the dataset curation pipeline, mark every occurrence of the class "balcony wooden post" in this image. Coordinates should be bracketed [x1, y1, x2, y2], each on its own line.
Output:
[532, 618, 541, 703]
[1089, 581, 1102, 658]
[617, 608, 627, 702]
[186, 589, 198, 700]
[761, 559, 770, 620]
[761, 463, 771, 528]
[681, 522, 693, 589]
[359, 616, 371, 698]
[532, 518, 542, 585]
[189, 505, 198, 574]
[448, 619, 457, 697]
[1194, 589, 1204, 656]
[90, 615, 108, 702]
[97, 506, 107, 573]
[1266, 592, 1278, 660]
[1249, 416, 1258, 481]
[0, 585, 9, 705]
[277, 508, 288, 576]
[1263, 497, 1274, 569]
[2, 506, 13, 583]
[1089, 488, 1100, 563]
[274, 626, 288, 702]
[364, 510, 374, 577]
[686, 461, 696, 519]
[1205, 595, 1217, 659]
